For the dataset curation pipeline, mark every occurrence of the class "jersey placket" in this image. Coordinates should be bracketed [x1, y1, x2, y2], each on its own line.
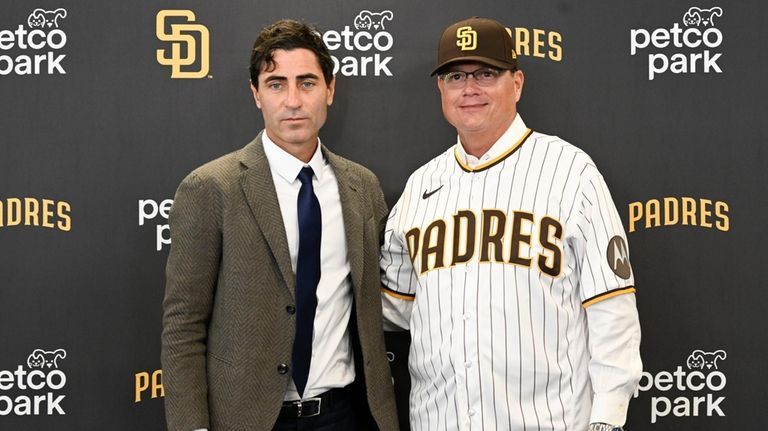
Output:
[462, 167, 489, 430]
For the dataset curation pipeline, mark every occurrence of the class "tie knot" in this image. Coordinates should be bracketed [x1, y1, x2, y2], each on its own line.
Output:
[297, 166, 314, 185]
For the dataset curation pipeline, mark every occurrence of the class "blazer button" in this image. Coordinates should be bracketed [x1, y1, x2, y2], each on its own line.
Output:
[286, 305, 296, 314]
[277, 363, 289, 374]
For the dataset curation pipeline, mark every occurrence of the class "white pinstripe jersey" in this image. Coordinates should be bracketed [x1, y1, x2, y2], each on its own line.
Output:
[381, 116, 636, 430]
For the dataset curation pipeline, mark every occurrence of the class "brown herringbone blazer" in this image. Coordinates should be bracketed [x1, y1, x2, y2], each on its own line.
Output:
[161, 134, 398, 431]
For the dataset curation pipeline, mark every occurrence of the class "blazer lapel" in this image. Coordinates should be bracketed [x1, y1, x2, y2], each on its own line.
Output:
[239, 134, 295, 299]
[325, 147, 365, 294]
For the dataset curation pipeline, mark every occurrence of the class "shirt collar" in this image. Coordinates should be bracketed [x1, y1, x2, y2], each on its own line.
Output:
[455, 114, 528, 169]
[262, 131, 326, 184]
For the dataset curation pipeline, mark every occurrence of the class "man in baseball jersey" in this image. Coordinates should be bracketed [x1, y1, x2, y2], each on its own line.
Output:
[380, 17, 641, 431]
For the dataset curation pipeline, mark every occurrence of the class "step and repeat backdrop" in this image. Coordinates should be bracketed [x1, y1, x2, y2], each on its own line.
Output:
[1, 0, 765, 429]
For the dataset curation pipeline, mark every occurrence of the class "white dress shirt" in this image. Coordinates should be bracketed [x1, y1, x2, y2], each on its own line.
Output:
[261, 131, 356, 401]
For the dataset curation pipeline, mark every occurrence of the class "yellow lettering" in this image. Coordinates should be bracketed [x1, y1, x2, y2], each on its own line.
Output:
[664, 197, 679, 225]
[699, 198, 712, 228]
[7, 198, 22, 226]
[681, 197, 696, 225]
[515, 27, 530, 56]
[532, 29, 546, 58]
[645, 199, 660, 228]
[41, 199, 55, 228]
[549, 31, 562, 61]
[151, 369, 164, 399]
[24, 198, 39, 226]
[628, 202, 643, 232]
[715, 201, 729, 231]
[57, 201, 71, 232]
[134, 372, 149, 403]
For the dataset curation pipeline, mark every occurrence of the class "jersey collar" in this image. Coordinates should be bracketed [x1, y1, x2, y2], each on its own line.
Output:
[454, 114, 532, 172]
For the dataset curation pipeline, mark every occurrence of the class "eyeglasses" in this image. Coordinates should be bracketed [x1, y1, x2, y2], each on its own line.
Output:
[439, 67, 506, 88]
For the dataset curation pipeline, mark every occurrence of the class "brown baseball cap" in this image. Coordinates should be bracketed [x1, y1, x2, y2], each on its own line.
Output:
[431, 17, 518, 76]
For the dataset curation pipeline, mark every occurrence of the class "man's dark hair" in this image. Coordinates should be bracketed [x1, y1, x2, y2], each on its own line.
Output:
[249, 19, 334, 87]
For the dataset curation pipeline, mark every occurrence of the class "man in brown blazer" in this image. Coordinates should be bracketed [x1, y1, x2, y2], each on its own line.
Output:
[162, 19, 398, 431]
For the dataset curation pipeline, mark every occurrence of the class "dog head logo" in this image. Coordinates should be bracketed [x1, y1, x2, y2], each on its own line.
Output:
[27, 348, 67, 369]
[683, 7, 723, 27]
[354, 10, 393, 31]
[686, 349, 726, 371]
[27, 8, 67, 29]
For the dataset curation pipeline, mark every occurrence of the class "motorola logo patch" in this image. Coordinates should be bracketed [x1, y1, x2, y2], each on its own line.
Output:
[606, 236, 631, 279]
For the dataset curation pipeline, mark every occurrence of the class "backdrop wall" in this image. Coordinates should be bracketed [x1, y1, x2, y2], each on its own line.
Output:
[1, 0, 764, 429]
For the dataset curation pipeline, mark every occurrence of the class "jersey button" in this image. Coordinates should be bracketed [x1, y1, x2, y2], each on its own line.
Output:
[462, 313, 471, 320]
[464, 361, 472, 368]
[468, 409, 476, 416]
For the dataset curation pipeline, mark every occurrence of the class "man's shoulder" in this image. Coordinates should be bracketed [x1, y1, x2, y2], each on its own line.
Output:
[529, 130, 597, 164]
[408, 146, 455, 180]
[529, 130, 606, 185]
[530, 129, 580, 152]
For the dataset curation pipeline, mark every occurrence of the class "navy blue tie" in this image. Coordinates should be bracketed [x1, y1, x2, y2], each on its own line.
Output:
[292, 166, 321, 397]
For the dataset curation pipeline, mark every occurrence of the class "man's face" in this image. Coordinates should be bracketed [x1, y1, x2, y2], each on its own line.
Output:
[251, 48, 335, 152]
[437, 62, 524, 141]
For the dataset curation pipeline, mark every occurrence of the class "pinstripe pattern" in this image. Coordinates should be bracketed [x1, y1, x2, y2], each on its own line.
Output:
[381, 117, 635, 431]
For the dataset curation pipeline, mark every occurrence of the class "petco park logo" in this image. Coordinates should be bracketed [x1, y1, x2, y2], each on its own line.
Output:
[139, 198, 173, 251]
[635, 349, 727, 424]
[321, 10, 394, 77]
[630, 6, 724, 80]
[156, 10, 210, 79]
[0, 349, 67, 416]
[0, 8, 68, 76]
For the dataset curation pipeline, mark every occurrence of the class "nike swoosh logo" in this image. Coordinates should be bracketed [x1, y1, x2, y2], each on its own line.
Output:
[422, 185, 443, 199]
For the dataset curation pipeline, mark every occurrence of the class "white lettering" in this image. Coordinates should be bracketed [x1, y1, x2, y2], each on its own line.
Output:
[353, 32, 372, 51]
[157, 224, 171, 251]
[46, 370, 66, 391]
[703, 28, 722, 48]
[373, 31, 393, 51]
[26, 370, 45, 390]
[0, 30, 15, 49]
[630, 28, 649, 55]
[47, 30, 66, 50]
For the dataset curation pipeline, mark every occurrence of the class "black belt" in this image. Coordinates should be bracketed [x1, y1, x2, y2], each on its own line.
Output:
[279, 386, 352, 419]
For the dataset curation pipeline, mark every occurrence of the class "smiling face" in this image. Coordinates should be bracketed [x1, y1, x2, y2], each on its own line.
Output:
[437, 62, 524, 149]
[251, 48, 335, 160]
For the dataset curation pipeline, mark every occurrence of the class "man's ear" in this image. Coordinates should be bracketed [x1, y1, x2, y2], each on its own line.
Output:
[250, 81, 261, 109]
[513, 69, 525, 103]
[326, 75, 336, 106]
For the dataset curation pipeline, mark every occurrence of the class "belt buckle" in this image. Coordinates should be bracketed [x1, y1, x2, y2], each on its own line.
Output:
[293, 397, 322, 418]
